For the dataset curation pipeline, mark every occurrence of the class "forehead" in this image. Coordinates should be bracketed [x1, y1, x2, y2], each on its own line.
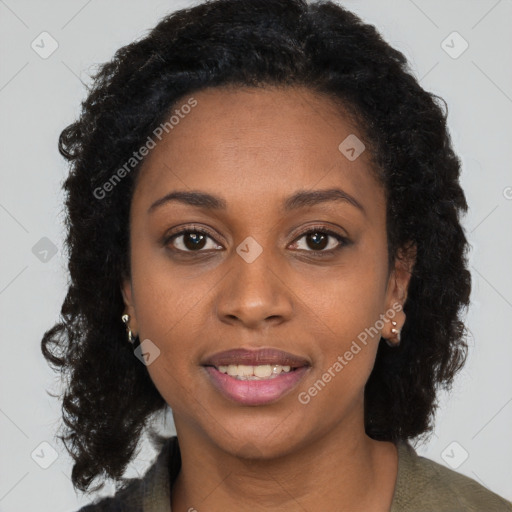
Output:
[133, 86, 384, 216]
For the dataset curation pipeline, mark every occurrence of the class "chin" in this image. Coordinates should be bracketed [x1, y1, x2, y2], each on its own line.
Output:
[205, 418, 308, 460]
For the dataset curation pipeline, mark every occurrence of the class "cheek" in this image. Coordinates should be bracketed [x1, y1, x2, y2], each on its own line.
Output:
[298, 248, 387, 385]
[301, 249, 388, 336]
[129, 235, 206, 337]
[134, 273, 208, 407]
[145, 357, 208, 425]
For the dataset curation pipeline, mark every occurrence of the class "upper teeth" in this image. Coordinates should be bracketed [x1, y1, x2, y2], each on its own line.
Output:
[217, 364, 292, 379]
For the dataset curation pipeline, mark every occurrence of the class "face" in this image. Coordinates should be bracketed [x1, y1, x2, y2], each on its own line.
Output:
[122, 86, 414, 458]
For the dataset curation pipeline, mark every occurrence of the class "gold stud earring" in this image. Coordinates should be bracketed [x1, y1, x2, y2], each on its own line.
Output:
[121, 314, 136, 344]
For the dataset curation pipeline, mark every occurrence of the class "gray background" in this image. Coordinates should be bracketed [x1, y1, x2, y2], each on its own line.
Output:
[1, 0, 511, 510]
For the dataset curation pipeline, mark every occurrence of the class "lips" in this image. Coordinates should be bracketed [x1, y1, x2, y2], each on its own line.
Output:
[202, 347, 310, 369]
[201, 347, 311, 405]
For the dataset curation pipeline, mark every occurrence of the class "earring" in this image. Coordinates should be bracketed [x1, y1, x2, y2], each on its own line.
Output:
[121, 314, 136, 344]
[385, 321, 401, 347]
[390, 321, 400, 338]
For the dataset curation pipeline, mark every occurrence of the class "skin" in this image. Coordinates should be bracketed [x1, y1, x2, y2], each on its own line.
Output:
[121, 85, 416, 512]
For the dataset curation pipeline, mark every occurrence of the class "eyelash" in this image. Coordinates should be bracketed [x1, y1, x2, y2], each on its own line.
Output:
[163, 224, 349, 257]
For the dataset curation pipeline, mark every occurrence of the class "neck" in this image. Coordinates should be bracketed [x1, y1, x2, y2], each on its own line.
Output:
[170, 414, 398, 512]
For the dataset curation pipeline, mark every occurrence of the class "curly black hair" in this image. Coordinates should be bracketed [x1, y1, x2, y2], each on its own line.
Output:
[41, 0, 472, 495]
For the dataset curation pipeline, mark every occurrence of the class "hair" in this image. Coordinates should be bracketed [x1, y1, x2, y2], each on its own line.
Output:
[41, 0, 472, 495]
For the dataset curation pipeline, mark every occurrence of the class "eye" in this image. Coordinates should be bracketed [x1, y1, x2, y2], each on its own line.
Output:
[165, 226, 222, 252]
[163, 225, 349, 255]
[290, 226, 349, 255]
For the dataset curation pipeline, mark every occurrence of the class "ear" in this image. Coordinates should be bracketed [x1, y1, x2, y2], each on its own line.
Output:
[121, 276, 138, 334]
[385, 241, 416, 309]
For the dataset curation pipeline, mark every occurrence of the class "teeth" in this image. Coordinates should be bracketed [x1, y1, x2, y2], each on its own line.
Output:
[217, 364, 292, 380]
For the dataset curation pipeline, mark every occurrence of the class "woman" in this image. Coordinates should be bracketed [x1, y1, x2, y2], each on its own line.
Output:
[41, 0, 512, 510]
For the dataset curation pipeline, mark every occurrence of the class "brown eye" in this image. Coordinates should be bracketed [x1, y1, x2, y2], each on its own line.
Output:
[305, 231, 329, 250]
[166, 229, 222, 252]
[164, 225, 349, 256]
[291, 228, 348, 254]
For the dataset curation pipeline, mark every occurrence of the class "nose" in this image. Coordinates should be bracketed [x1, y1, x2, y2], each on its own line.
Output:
[215, 246, 294, 330]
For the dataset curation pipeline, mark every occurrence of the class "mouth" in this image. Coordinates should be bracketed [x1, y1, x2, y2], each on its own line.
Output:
[211, 363, 301, 380]
[202, 347, 311, 406]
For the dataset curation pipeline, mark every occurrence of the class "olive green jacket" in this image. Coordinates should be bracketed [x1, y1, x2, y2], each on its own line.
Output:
[78, 436, 512, 511]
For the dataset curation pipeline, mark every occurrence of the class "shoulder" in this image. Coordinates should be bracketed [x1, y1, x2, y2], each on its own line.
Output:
[76, 478, 143, 511]
[75, 436, 180, 512]
[391, 440, 512, 512]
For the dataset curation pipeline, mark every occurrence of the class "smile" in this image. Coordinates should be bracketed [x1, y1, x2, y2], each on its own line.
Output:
[201, 347, 311, 405]
[216, 363, 293, 379]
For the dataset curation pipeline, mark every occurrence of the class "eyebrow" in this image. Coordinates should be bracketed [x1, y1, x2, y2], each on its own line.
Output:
[148, 188, 366, 216]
